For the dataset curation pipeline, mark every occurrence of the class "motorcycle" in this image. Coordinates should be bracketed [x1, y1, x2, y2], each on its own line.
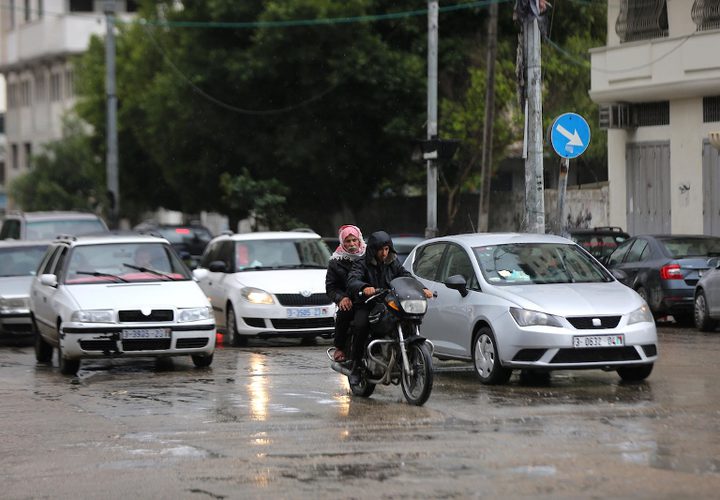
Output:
[327, 277, 435, 406]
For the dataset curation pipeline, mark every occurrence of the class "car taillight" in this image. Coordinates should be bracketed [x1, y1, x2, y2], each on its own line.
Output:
[660, 264, 683, 280]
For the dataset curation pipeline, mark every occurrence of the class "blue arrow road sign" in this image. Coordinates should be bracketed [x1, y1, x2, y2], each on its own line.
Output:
[550, 112, 590, 159]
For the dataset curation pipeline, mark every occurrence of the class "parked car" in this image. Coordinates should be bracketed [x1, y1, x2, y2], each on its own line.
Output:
[605, 235, 720, 325]
[197, 231, 334, 346]
[568, 226, 630, 261]
[0, 211, 108, 240]
[133, 221, 214, 268]
[404, 233, 658, 384]
[0, 241, 49, 341]
[692, 257, 720, 331]
[322, 236, 340, 253]
[391, 234, 426, 264]
[30, 234, 215, 375]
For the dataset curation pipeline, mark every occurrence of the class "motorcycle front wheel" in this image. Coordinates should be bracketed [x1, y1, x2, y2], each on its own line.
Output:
[401, 342, 434, 406]
[350, 370, 376, 398]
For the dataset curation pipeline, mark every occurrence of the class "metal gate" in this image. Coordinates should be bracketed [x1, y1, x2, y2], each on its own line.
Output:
[703, 139, 720, 235]
[626, 141, 671, 235]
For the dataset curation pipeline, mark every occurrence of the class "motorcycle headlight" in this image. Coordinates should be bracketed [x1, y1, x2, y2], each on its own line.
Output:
[240, 287, 275, 305]
[509, 307, 563, 327]
[0, 296, 30, 313]
[71, 309, 115, 323]
[177, 306, 213, 323]
[400, 299, 427, 314]
[627, 304, 654, 325]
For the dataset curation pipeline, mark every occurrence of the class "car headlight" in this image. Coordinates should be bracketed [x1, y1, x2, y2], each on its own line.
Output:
[240, 287, 275, 305]
[509, 307, 563, 327]
[0, 296, 30, 313]
[400, 299, 427, 314]
[71, 309, 115, 323]
[177, 306, 213, 323]
[627, 304, 654, 325]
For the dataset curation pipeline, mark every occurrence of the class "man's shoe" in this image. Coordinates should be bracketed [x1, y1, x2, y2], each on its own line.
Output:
[348, 368, 361, 386]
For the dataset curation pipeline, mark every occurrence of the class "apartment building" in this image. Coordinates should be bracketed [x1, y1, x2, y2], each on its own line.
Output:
[0, 0, 137, 210]
[590, 0, 720, 235]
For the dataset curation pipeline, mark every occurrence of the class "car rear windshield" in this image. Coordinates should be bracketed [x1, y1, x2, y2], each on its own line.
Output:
[64, 243, 191, 284]
[26, 219, 107, 240]
[659, 237, 720, 258]
[572, 234, 628, 259]
[235, 238, 330, 270]
[157, 227, 212, 245]
[473, 243, 613, 285]
[0, 245, 47, 277]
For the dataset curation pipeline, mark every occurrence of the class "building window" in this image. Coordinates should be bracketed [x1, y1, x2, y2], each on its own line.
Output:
[692, 0, 720, 31]
[7, 83, 16, 109]
[616, 0, 669, 43]
[24, 0, 31, 22]
[38, 0, 43, 19]
[65, 70, 75, 98]
[0, 162, 5, 185]
[127, 0, 139, 12]
[704, 96, 720, 123]
[11, 144, 18, 170]
[24, 143, 33, 169]
[632, 101, 670, 127]
[9, 0, 15, 29]
[35, 73, 46, 101]
[69, 0, 94, 12]
[50, 73, 61, 101]
[20, 80, 31, 107]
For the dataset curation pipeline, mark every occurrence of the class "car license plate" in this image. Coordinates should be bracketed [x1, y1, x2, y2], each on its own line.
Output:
[121, 328, 171, 340]
[286, 307, 329, 318]
[573, 334, 624, 348]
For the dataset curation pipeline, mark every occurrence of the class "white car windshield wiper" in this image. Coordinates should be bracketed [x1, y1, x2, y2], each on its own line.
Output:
[122, 263, 175, 280]
[274, 264, 326, 269]
[75, 270, 129, 283]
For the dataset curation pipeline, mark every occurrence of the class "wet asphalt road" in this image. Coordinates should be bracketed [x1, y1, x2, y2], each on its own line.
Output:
[1, 324, 720, 499]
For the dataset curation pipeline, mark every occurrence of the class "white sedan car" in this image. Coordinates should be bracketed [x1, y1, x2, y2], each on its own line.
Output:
[404, 233, 658, 384]
[30, 234, 215, 375]
[197, 231, 334, 346]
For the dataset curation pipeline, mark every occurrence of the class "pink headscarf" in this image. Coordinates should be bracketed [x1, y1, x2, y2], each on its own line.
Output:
[331, 224, 366, 260]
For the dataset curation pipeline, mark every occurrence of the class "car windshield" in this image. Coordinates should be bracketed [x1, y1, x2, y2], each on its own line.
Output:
[157, 227, 212, 245]
[0, 245, 47, 277]
[659, 237, 720, 258]
[235, 238, 330, 271]
[473, 242, 613, 285]
[26, 219, 106, 239]
[64, 243, 191, 284]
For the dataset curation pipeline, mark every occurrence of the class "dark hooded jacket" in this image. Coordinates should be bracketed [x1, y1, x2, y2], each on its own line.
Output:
[347, 231, 412, 301]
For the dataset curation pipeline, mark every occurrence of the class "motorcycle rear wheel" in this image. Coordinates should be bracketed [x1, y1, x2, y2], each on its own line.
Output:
[401, 342, 434, 406]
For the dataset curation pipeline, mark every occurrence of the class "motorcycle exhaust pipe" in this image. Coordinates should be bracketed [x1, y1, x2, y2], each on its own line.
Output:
[330, 361, 352, 376]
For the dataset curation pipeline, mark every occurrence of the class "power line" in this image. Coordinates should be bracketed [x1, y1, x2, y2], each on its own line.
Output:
[140, 24, 340, 115]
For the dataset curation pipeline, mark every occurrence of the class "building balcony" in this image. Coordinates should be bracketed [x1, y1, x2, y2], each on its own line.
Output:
[0, 15, 108, 70]
[589, 28, 720, 104]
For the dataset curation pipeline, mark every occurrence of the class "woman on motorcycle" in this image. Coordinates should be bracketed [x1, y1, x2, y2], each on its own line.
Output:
[325, 225, 366, 362]
[347, 231, 433, 385]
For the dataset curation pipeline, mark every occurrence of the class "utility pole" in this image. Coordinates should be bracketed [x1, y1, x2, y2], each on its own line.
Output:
[557, 157, 569, 235]
[104, 1, 119, 229]
[523, 0, 545, 233]
[425, 0, 439, 239]
[478, 2, 498, 232]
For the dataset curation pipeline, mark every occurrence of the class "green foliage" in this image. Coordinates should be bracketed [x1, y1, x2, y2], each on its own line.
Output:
[219, 170, 302, 230]
[9, 118, 107, 213]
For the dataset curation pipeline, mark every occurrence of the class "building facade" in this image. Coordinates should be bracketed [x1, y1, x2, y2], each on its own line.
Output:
[0, 0, 137, 210]
[590, 0, 720, 235]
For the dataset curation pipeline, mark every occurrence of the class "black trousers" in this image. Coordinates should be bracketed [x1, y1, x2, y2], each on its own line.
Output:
[350, 306, 371, 364]
[333, 308, 354, 350]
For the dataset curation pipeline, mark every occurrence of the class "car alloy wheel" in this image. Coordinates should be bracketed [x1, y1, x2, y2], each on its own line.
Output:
[226, 305, 247, 347]
[694, 291, 718, 332]
[472, 327, 512, 385]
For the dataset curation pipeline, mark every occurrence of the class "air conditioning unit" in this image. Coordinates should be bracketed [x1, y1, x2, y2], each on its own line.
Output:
[599, 103, 632, 130]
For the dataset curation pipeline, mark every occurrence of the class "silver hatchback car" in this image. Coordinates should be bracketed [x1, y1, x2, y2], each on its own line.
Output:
[404, 233, 658, 384]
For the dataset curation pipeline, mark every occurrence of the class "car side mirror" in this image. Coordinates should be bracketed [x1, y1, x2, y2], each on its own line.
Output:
[192, 268, 209, 281]
[444, 274, 469, 297]
[208, 260, 227, 273]
[707, 257, 720, 269]
[40, 274, 58, 287]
